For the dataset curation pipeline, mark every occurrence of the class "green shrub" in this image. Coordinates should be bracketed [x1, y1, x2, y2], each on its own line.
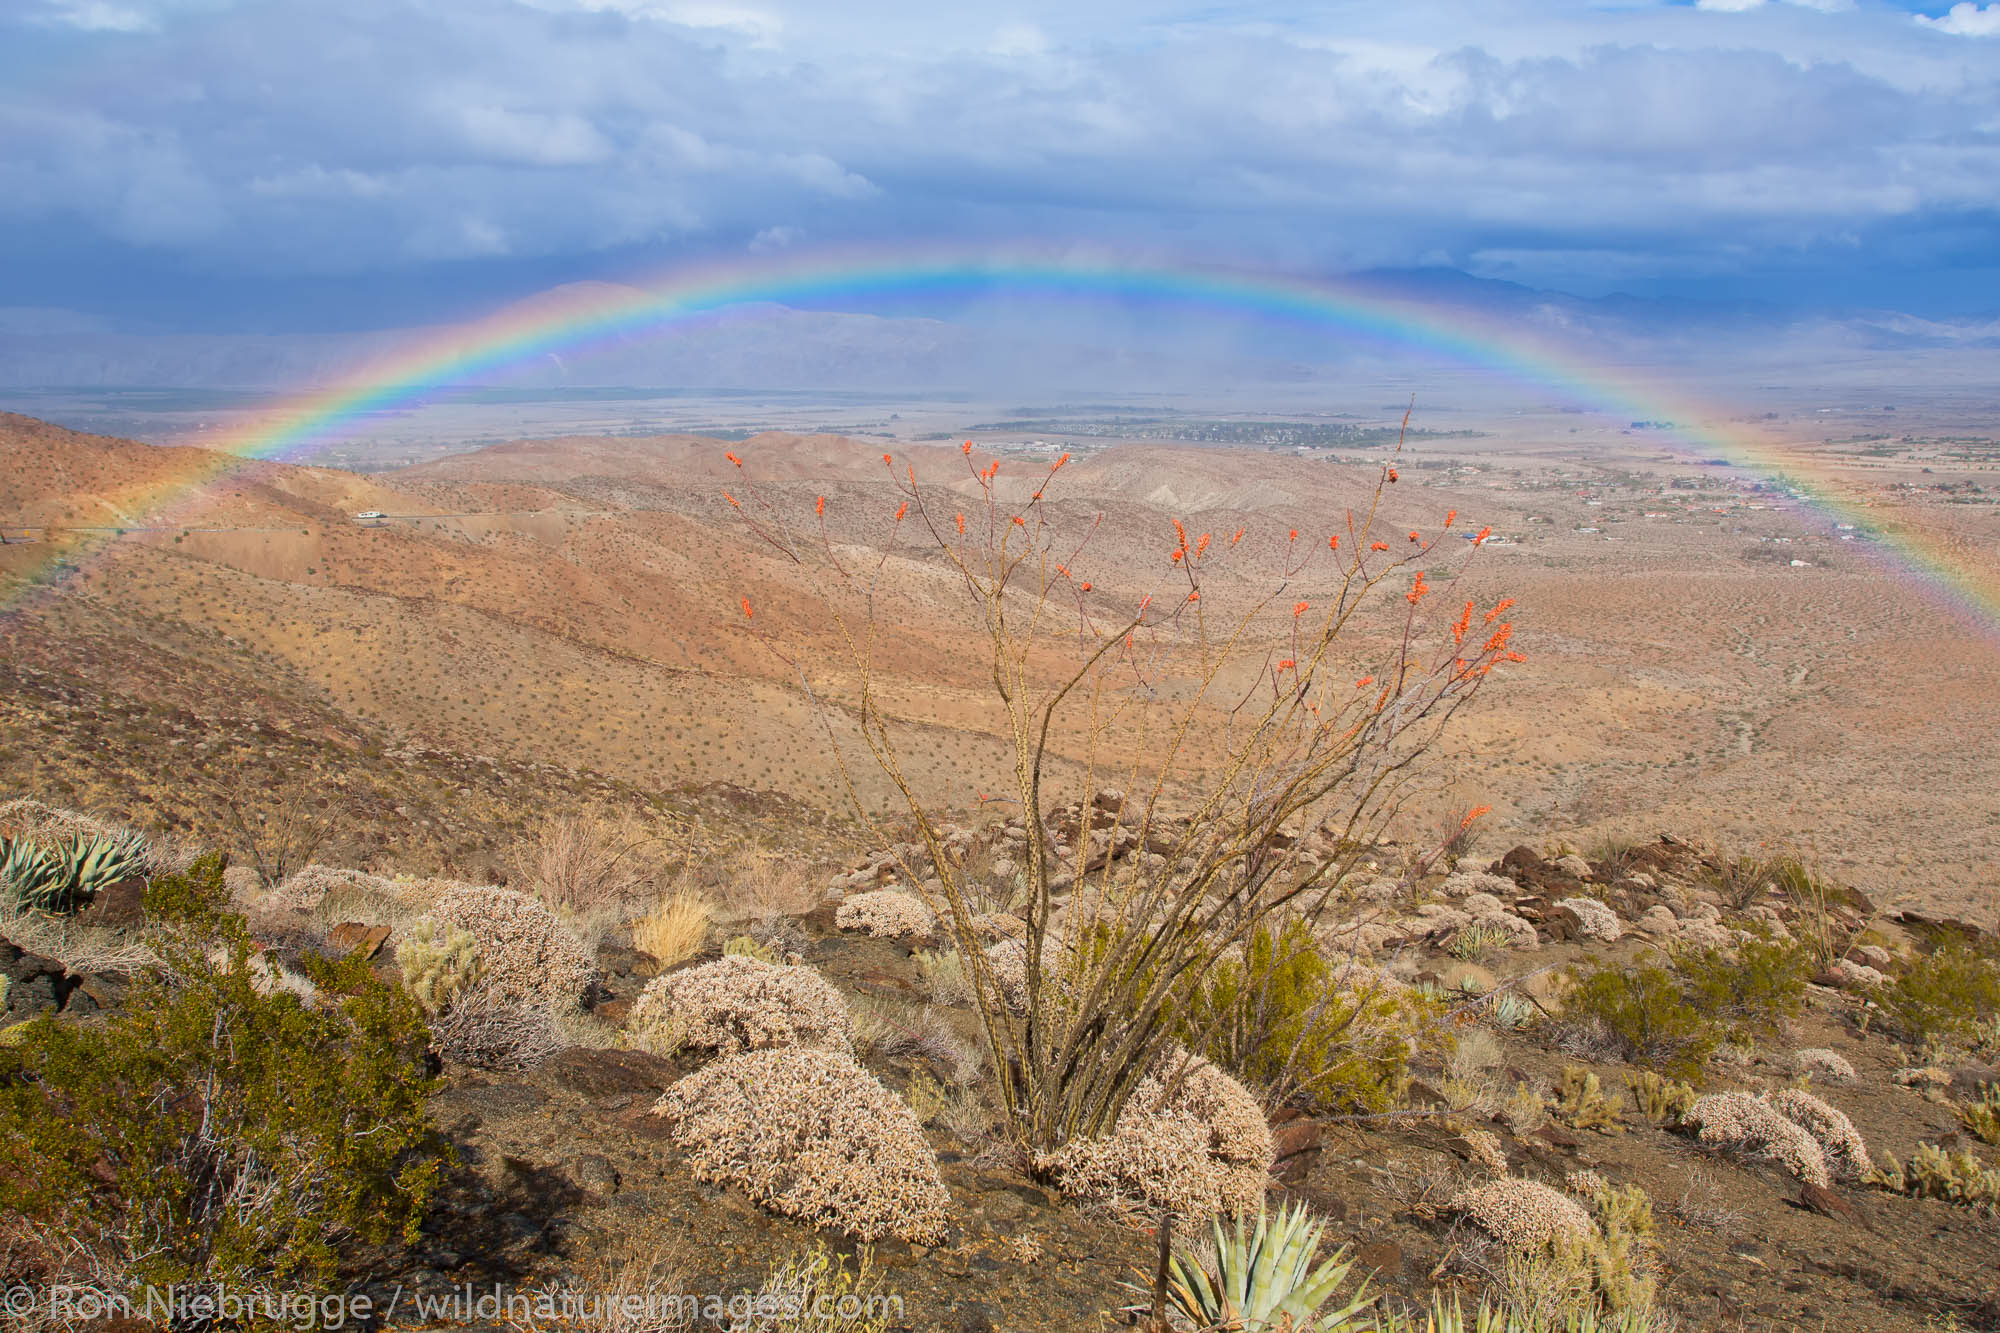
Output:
[1560, 963, 1719, 1083]
[1672, 925, 1810, 1046]
[1878, 944, 2000, 1048]
[0, 854, 448, 1290]
[1179, 918, 1445, 1114]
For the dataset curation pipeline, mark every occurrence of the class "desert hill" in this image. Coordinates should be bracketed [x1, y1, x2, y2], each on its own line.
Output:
[2, 413, 1997, 915]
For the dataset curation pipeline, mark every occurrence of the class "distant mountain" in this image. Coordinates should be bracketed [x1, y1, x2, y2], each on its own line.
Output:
[1, 273, 1994, 392]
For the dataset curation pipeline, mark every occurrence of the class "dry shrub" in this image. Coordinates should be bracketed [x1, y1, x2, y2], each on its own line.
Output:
[630, 954, 852, 1057]
[655, 1046, 949, 1243]
[428, 981, 566, 1070]
[1796, 1047, 1856, 1083]
[277, 864, 400, 914]
[1683, 1092, 1830, 1188]
[1035, 1053, 1272, 1222]
[512, 814, 658, 913]
[632, 890, 711, 971]
[427, 885, 597, 1009]
[834, 889, 936, 940]
[1452, 1179, 1595, 1251]
[1768, 1087, 1872, 1181]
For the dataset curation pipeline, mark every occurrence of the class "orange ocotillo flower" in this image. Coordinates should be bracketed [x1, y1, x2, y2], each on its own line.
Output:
[1460, 804, 1492, 827]
[1172, 518, 1188, 552]
[723, 492, 740, 509]
[1012, 515, 1026, 527]
[1453, 599, 1473, 645]
[1409, 531, 1421, 543]
[1056, 452, 1070, 467]
[1277, 658, 1296, 671]
[740, 597, 754, 620]
[1355, 675, 1374, 688]
[894, 501, 908, 522]
[1080, 581, 1092, 592]
[1328, 534, 1339, 551]
[1293, 600, 1310, 616]
[1170, 549, 1183, 563]
[1474, 526, 1492, 545]
[1231, 527, 1245, 546]
[1288, 528, 1299, 542]
[882, 453, 893, 466]
[1196, 532, 1211, 556]
[1407, 571, 1430, 604]
[1485, 596, 1514, 623]
[955, 512, 965, 534]
[815, 495, 825, 517]
[1445, 509, 1456, 527]
[963, 440, 973, 454]
[1387, 467, 1399, 482]
[725, 451, 742, 467]
[1187, 589, 1199, 602]
[1370, 541, 1389, 552]
[1484, 622, 1514, 653]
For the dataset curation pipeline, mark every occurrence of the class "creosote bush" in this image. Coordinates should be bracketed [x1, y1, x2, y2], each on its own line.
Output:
[1178, 916, 1446, 1114]
[1559, 964, 1718, 1084]
[0, 854, 447, 1290]
[1877, 943, 2000, 1049]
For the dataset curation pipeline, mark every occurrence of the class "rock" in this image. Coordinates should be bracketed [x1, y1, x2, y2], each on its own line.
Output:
[1949, 1063, 1999, 1100]
[596, 942, 649, 977]
[568, 1153, 621, 1198]
[989, 857, 1017, 881]
[1499, 845, 1546, 877]
[1636, 905, 1680, 937]
[1893, 1066, 1950, 1090]
[325, 922, 392, 960]
[1090, 788, 1127, 814]
[1541, 905, 1587, 943]
[541, 1048, 681, 1099]
[0, 940, 75, 1017]
[1817, 960, 1887, 991]
[1851, 944, 1893, 970]
[1799, 1182, 1861, 1226]
[1354, 1241, 1404, 1279]
[222, 865, 262, 900]
[591, 997, 633, 1025]
[1270, 1116, 1323, 1181]
[1554, 854, 1594, 880]
[1439, 962, 1496, 995]
[76, 874, 147, 926]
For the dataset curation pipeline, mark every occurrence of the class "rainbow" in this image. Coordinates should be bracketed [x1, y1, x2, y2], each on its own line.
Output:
[5, 247, 1997, 636]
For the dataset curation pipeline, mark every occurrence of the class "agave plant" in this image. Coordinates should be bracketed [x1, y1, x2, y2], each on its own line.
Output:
[0, 831, 150, 915]
[1372, 1294, 1675, 1333]
[1163, 1201, 1376, 1331]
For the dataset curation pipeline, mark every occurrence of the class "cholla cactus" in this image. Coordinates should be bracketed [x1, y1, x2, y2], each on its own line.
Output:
[1163, 1201, 1377, 1332]
[397, 917, 483, 1013]
[1626, 1072, 1697, 1125]
[1869, 1143, 2000, 1214]
[1550, 1067, 1625, 1134]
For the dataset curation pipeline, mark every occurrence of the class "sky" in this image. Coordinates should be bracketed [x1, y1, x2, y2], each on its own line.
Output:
[2, 0, 1997, 332]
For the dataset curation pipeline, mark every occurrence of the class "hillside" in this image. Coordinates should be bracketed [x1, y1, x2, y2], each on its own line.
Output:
[2, 413, 1998, 913]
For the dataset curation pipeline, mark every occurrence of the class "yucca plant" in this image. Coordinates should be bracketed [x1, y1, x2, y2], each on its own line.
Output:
[0, 831, 150, 915]
[1163, 1201, 1375, 1331]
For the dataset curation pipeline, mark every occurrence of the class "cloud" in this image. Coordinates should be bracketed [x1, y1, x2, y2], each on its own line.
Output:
[0, 0, 1993, 313]
[1916, 3, 2000, 35]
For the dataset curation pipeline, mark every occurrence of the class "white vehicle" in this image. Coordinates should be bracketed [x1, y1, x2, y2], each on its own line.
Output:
[354, 510, 387, 521]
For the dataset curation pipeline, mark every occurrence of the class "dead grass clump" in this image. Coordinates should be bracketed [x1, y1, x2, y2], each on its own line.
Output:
[655, 1046, 949, 1243]
[512, 814, 657, 913]
[630, 954, 852, 1057]
[1683, 1092, 1831, 1188]
[428, 885, 597, 1009]
[1035, 1054, 1272, 1222]
[632, 890, 711, 971]
[834, 889, 936, 941]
